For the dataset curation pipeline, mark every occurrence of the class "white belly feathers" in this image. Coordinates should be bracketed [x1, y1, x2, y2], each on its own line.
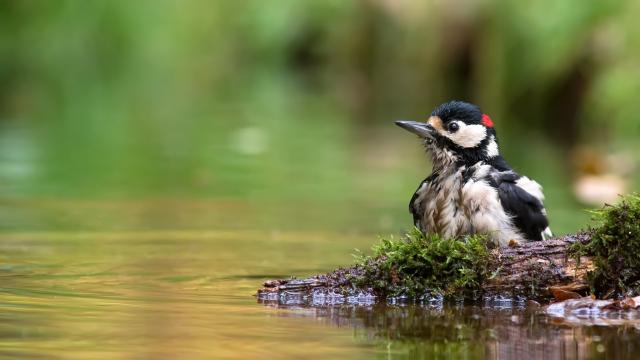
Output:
[413, 165, 524, 246]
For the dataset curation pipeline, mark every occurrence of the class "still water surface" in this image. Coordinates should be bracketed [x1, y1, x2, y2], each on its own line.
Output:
[1, 200, 639, 359]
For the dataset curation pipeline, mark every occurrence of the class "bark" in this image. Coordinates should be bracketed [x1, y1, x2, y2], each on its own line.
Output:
[482, 233, 593, 297]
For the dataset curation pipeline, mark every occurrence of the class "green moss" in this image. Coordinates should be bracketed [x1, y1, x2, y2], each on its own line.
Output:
[353, 228, 493, 298]
[573, 193, 640, 297]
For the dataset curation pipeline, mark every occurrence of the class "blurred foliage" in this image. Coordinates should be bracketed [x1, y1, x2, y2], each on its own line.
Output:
[1, 0, 639, 233]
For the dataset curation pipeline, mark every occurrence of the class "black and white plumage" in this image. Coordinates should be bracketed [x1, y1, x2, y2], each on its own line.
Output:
[396, 101, 552, 247]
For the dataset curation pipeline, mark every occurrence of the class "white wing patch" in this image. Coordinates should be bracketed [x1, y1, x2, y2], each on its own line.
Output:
[515, 176, 544, 202]
[517, 176, 552, 241]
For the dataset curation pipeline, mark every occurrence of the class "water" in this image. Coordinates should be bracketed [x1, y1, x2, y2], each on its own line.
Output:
[1, 203, 639, 360]
[0, 224, 368, 359]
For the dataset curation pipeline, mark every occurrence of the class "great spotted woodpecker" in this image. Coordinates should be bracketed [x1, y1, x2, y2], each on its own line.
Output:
[396, 101, 552, 247]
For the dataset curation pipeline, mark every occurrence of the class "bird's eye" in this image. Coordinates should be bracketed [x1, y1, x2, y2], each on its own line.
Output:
[448, 122, 460, 133]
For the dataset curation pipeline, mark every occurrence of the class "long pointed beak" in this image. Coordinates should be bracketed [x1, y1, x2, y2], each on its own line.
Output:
[394, 120, 435, 138]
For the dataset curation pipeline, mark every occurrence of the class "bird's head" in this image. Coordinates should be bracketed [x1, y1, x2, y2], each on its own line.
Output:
[395, 101, 500, 168]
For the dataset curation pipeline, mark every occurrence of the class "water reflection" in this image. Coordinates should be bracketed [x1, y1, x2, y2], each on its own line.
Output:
[2, 226, 640, 359]
[259, 302, 640, 359]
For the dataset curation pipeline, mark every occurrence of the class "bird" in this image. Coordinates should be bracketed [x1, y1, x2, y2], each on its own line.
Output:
[395, 100, 552, 247]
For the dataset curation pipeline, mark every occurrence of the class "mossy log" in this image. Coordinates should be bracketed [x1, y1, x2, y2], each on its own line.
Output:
[258, 195, 640, 305]
[257, 233, 594, 305]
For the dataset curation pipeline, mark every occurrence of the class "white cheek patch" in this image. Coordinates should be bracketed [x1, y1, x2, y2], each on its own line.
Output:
[439, 122, 487, 148]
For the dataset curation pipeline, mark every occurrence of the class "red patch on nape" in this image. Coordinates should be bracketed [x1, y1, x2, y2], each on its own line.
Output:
[481, 114, 494, 128]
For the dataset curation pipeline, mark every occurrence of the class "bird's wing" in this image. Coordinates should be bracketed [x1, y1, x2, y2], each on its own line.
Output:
[490, 171, 549, 241]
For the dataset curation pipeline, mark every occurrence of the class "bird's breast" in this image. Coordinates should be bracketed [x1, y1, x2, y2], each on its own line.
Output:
[418, 169, 469, 238]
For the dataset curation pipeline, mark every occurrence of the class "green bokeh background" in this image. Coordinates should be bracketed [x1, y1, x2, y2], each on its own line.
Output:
[1, 0, 639, 234]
